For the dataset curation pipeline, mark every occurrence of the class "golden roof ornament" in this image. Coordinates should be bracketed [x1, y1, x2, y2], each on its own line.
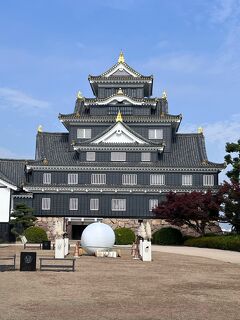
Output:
[77, 91, 84, 99]
[117, 88, 124, 95]
[118, 51, 125, 64]
[43, 158, 48, 165]
[198, 127, 203, 134]
[116, 110, 123, 122]
[162, 90, 167, 99]
[37, 125, 43, 133]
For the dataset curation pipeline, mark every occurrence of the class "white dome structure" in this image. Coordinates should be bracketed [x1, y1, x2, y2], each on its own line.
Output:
[81, 222, 115, 255]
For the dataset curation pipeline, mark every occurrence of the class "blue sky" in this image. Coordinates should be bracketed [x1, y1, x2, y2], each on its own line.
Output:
[0, 0, 239, 180]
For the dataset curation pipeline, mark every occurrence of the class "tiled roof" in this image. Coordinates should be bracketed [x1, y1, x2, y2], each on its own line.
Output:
[84, 95, 156, 105]
[31, 131, 224, 169]
[0, 159, 29, 187]
[89, 76, 153, 81]
[88, 61, 152, 79]
[58, 113, 182, 123]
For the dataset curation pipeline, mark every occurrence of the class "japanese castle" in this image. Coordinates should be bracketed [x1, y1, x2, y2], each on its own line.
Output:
[0, 52, 224, 241]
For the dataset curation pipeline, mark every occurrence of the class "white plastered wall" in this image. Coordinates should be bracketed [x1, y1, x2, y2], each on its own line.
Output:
[0, 185, 11, 222]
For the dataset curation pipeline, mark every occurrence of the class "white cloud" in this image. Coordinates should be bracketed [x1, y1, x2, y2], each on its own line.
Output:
[180, 114, 240, 165]
[210, 0, 239, 23]
[0, 146, 17, 158]
[0, 146, 33, 159]
[0, 87, 50, 112]
[181, 114, 240, 144]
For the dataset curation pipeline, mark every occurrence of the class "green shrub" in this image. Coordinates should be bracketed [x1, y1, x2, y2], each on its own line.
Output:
[24, 226, 48, 243]
[114, 227, 135, 245]
[152, 227, 183, 245]
[184, 235, 240, 252]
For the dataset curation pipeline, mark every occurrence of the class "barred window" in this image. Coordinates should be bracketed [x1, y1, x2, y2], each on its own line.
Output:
[90, 199, 99, 211]
[69, 198, 78, 211]
[111, 152, 126, 161]
[86, 152, 96, 162]
[42, 198, 51, 210]
[68, 173, 78, 185]
[149, 199, 158, 211]
[150, 174, 165, 185]
[43, 173, 51, 184]
[108, 106, 132, 115]
[112, 199, 126, 211]
[141, 152, 151, 162]
[91, 174, 106, 184]
[148, 129, 163, 139]
[182, 175, 192, 186]
[77, 128, 92, 139]
[122, 174, 137, 185]
[203, 175, 214, 186]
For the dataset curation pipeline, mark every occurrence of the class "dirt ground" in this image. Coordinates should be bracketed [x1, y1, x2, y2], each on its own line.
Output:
[0, 245, 240, 320]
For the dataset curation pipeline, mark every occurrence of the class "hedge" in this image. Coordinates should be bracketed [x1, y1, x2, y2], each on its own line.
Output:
[114, 227, 135, 245]
[152, 227, 183, 245]
[184, 235, 240, 252]
[23, 226, 48, 243]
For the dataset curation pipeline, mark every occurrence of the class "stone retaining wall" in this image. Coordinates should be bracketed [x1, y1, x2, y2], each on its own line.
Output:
[36, 217, 222, 240]
[36, 217, 64, 240]
[102, 218, 200, 236]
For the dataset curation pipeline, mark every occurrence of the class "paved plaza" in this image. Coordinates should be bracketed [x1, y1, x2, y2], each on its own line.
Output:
[0, 245, 240, 320]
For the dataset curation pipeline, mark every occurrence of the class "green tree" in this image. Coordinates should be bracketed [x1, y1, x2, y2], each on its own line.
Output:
[224, 139, 240, 182]
[10, 203, 36, 238]
[220, 139, 240, 233]
[220, 182, 240, 233]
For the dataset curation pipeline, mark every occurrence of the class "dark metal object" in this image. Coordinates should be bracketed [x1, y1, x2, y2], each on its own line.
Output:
[42, 240, 51, 250]
[20, 252, 36, 271]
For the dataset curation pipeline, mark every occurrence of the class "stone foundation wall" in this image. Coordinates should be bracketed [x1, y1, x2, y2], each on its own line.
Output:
[102, 218, 202, 236]
[35, 217, 64, 240]
[35, 217, 222, 240]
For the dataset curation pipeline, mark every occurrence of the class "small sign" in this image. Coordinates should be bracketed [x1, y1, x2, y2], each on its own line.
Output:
[42, 241, 51, 250]
[20, 252, 37, 271]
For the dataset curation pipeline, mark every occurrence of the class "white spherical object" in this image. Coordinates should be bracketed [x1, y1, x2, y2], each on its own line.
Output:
[81, 222, 115, 254]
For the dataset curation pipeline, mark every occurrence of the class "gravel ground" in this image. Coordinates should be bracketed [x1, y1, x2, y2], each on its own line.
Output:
[0, 245, 240, 320]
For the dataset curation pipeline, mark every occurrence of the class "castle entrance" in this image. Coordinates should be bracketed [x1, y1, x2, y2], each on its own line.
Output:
[72, 225, 86, 240]
[66, 217, 103, 240]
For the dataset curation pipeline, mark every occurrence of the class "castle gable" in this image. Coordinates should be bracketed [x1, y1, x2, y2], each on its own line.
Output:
[90, 122, 147, 145]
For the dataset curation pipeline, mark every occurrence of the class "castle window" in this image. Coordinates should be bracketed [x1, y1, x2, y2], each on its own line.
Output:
[150, 174, 165, 185]
[182, 175, 192, 186]
[122, 174, 137, 185]
[149, 199, 158, 211]
[90, 199, 99, 211]
[148, 129, 163, 139]
[141, 152, 151, 162]
[112, 199, 126, 211]
[203, 175, 214, 186]
[111, 152, 126, 161]
[69, 198, 78, 210]
[42, 198, 51, 210]
[108, 106, 132, 115]
[86, 152, 96, 161]
[43, 173, 51, 184]
[77, 128, 92, 139]
[68, 173, 78, 185]
[91, 174, 106, 184]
